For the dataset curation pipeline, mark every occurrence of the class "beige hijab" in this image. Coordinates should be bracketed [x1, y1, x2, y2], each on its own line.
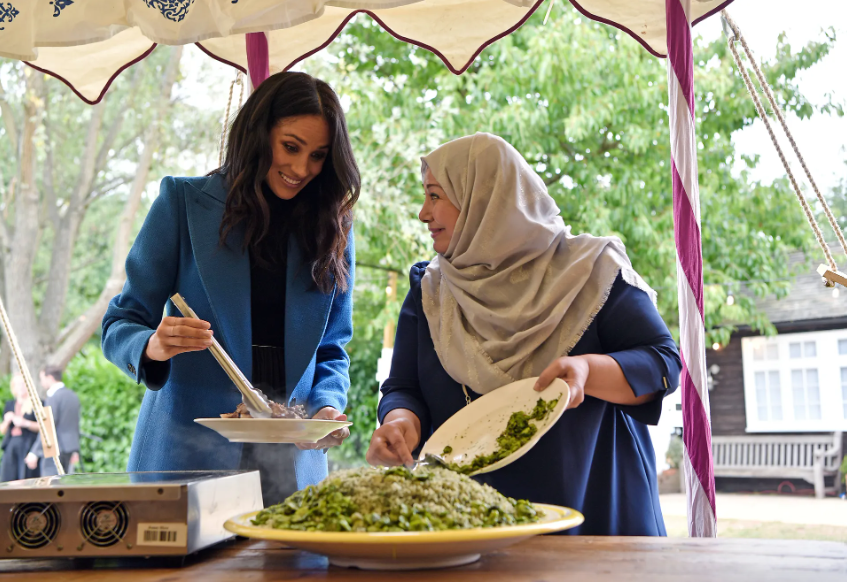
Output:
[420, 133, 655, 394]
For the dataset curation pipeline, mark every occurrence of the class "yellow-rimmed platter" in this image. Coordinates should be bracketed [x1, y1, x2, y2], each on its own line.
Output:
[224, 503, 583, 570]
[194, 418, 352, 443]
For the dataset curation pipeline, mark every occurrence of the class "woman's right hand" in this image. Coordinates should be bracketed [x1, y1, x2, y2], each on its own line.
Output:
[144, 316, 214, 362]
[366, 410, 422, 468]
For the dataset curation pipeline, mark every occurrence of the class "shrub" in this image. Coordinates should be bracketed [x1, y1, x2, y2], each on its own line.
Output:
[666, 433, 683, 470]
[65, 348, 146, 473]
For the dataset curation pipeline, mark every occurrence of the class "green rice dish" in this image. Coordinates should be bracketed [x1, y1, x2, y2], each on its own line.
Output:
[447, 397, 559, 475]
[251, 466, 540, 532]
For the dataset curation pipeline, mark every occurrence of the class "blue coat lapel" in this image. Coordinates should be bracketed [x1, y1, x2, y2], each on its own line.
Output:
[183, 175, 252, 381]
[285, 237, 335, 402]
[183, 174, 335, 403]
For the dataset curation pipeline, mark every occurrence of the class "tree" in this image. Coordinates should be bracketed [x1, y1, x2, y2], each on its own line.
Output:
[0, 46, 219, 375]
[824, 160, 847, 234]
[312, 6, 839, 345]
[300, 7, 839, 462]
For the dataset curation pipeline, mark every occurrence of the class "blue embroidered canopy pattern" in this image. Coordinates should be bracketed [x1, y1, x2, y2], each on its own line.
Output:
[145, 0, 196, 23]
[50, 0, 74, 18]
[0, 2, 19, 31]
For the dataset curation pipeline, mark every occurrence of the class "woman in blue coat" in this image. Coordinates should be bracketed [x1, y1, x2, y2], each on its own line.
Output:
[102, 72, 358, 504]
[366, 133, 681, 535]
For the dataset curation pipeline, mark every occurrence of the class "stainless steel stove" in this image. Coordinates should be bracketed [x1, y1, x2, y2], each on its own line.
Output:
[0, 470, 262, 559]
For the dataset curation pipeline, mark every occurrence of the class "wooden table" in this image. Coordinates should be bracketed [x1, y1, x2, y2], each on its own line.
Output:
[1, 536, 845, 581]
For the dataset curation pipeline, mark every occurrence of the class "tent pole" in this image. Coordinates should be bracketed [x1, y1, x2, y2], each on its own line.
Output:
[665, 0, 716, 537]
[246, 32, 270, 90]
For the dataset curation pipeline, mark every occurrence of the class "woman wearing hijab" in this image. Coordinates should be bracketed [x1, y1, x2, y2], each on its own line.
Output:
[102, 72, 357, 505]
[0, 375, 41, 481]
[366, 133, 681, 536]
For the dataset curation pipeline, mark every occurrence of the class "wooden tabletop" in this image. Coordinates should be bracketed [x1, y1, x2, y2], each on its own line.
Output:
[1, 536, 845, 581]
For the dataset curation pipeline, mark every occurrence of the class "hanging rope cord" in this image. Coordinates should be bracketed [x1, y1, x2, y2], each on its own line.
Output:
[0, 296, 64, 475]
[219, 72, 245, 167]
[721, 11, 846, 281]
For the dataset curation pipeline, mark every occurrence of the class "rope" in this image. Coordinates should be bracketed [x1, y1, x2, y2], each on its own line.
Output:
[722, 12, 847, 262]
[721, 11, 838, 279]
[0, 295, 64, 475]
[218, 72, 244, 168]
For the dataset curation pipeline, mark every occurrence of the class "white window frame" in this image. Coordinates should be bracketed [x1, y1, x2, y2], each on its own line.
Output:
[741, 330, 847, 432]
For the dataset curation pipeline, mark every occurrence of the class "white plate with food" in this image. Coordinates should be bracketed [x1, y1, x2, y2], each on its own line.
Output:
[196, 403, 351, 443]
[224, 466, 583, 570]
[195, 417, 352, 443]
[419, 377, 569, 475]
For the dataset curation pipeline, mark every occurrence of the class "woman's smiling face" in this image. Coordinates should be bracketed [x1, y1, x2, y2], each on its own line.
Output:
[419, 167, 460, 255]
[265, 115, 330, 200]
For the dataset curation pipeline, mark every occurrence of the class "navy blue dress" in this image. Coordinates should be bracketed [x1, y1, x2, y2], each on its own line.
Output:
[378, 262, 681, 536]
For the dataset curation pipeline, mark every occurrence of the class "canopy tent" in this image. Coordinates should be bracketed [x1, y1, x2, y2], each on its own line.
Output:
[0, 0, 739, 537]
[5, 1, 730, 103]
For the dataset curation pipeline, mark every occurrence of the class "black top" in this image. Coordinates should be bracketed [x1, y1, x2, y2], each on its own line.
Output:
[1, 399, 39, 452]
[249, 183, 291, 349]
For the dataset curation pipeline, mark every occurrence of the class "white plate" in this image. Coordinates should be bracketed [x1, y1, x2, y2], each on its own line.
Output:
[224, 503, 583, 570]
[420, 377, 569, 475]
[194, 418, 352, 443]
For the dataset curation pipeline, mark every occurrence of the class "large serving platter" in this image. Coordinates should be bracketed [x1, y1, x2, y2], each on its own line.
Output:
[420, 377, 569, 475]
[224, 503, 583, 570]
[194, 418, 352, 444]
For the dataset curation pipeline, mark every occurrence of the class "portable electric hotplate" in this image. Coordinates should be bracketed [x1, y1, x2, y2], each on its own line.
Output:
[0, 470, 262, 560]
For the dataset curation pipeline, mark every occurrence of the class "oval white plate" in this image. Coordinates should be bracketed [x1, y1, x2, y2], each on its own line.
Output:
[420, 377, 569, 475]
[224, 503, 583, 570]
[194, 418, 352, 443]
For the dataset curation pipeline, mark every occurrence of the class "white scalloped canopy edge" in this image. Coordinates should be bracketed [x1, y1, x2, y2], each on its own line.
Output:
[7, 0, 733, 104]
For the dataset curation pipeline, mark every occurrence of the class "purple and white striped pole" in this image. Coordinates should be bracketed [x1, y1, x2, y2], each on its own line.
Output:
[246, 32, 270, 89]
[665, 0, 717, 537]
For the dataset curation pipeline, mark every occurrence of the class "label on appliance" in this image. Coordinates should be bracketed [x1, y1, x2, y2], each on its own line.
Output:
[136, 523, 188, 547]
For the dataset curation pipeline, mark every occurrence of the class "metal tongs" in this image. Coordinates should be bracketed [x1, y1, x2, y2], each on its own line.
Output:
[411, 453, 449, 472]
[170, 293, 273, 418]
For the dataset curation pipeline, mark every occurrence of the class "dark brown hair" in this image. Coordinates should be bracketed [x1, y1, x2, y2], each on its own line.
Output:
[42, 366, 63, 382]
[215, 72, 360, 293]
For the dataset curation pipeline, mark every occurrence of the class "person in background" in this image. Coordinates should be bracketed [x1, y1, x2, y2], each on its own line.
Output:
[25, 366, 80, 476]
[0, 374, 41, 481]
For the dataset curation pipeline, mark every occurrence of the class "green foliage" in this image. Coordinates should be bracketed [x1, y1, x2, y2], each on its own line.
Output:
[0, 377, 12, 470]
[0, 377, 11, 404]
[301, 6, 838, 464]
[666, 434, 684, 470]
[840, 455, 847, 486]
[311, 6, 838, 344]
[64, 347, 146, 473]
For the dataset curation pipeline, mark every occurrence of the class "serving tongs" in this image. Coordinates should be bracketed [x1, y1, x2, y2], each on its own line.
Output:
[170, 293, 273, 418]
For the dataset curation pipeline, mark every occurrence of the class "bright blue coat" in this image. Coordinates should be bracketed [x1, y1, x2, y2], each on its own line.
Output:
[102, 174, 353, 489]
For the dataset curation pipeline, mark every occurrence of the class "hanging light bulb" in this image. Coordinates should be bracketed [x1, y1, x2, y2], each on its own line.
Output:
[726, 293, 735, 306]
[833, 288, 841, 299]
[712, 342, 721, 351]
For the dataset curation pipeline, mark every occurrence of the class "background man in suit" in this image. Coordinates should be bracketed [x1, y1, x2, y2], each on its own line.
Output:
[25, 367, 80, 476]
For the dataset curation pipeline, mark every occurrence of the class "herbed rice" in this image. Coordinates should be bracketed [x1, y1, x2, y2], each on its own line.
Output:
[252, 466, 539, 532]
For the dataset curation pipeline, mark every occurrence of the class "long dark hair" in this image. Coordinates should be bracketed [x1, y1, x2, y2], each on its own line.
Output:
[215, 72, 360, 293]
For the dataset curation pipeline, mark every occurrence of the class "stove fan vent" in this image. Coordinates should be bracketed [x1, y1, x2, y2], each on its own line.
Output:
[11, 503, 61, 549]
[80, 501, 129, 547]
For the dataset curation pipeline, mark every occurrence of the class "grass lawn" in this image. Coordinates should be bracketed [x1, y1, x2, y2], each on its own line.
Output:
[664, 515, 847, 542]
